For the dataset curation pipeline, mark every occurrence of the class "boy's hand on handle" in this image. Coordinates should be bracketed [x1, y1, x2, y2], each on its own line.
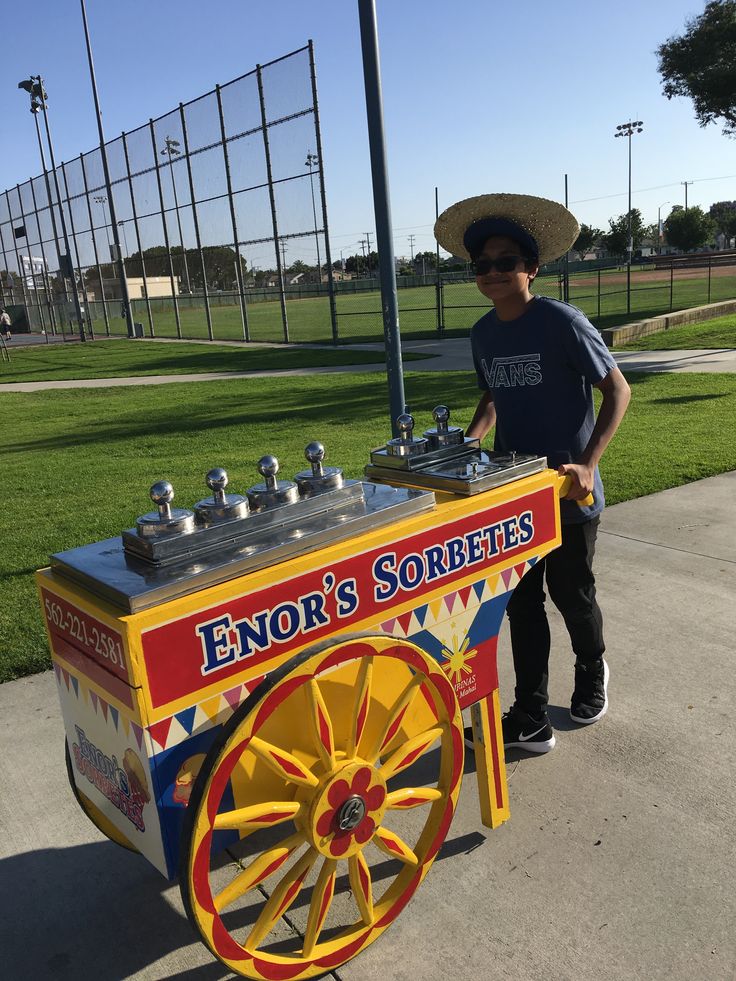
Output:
[557, 464, 595, 507]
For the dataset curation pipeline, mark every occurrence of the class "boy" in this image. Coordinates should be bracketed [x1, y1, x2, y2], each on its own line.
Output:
[435, 194, 631, 752]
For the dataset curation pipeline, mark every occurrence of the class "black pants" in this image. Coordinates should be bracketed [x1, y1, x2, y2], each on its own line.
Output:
[506, 517, 605, 716]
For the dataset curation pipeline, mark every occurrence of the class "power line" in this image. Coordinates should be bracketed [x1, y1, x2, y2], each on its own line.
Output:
[571, 174, 736, 205]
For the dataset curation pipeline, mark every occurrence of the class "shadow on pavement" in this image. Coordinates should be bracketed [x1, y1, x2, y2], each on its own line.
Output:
[0, 842, 231, 981]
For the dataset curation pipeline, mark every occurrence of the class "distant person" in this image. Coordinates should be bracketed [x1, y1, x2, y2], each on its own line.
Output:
[0, 308, 11, 340]
[435, 193, 631, 753]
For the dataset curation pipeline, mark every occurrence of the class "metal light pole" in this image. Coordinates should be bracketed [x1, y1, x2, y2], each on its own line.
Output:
[614, 119, 643, 315]
[160, 136, 192, 293]
[563, 173, 570, 303]
[30, 99, 66, 332]
[358, 0, 405, 433]
[19, 76, 86, 341]
[658, 201, 670, 254]
[30, 107, 65, 298]
[305, 150, 322, 282]
[118, 220, 129, 257]
[79, 0, 134, 337]
[93, 194, 111, 253]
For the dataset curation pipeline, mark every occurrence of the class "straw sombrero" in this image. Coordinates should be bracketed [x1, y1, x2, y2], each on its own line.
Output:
[434, 193, 580, 265]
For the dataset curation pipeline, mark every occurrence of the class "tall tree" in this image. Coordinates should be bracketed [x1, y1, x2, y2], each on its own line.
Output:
[657, 0, 736, 137]
[708, 200, 736, 239]
[125, 246, 247, 291]
[602, 210, 645, 257]
[573, 224, 602, 256]
[664, 206, 716, 251]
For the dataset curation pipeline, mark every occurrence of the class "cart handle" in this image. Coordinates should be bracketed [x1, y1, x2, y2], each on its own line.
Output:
[556, 473, 594, 508]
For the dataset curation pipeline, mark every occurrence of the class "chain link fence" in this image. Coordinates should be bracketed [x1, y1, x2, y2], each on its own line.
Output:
[4, 59, 735, 351]
[331, 256, 736, 343]
[0, 43, 338, 344]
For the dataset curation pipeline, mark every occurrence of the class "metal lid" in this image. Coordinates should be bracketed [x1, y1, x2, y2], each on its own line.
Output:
[136, 480, 195, 538]
[194, 467, 250, 526]
[247, 455, 299, 510]
[386, 413, 428, 457]
[423, 405, 465, 449]
[295, 441, 345, 496]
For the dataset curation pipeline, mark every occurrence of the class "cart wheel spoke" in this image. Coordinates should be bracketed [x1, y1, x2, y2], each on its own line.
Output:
[348, 851, 374, 925]
[385, 786, 443, 810]
[302, 858, 337, 958]
[379, 726, 444, 781]
[248, 735, 320, 788]
[245, 846, 318, 949]
[213, 800, 302, 832]
[372, 826, 419, 867]
[346, 656, 373, 758]
[213, 830, 305, 913]
[367, 671, 425, 763]
[305, 678, 336, 771]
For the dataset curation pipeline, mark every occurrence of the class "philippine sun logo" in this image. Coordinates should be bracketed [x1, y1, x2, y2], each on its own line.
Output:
[441, 632, 477, 684]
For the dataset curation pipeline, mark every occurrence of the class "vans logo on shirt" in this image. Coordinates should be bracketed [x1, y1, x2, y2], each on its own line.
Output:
[481, 354, 542, 389]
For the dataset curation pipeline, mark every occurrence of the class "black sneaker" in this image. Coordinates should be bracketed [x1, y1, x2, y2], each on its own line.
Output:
[501, 706, 556, 753]
[570, 658, 609, 724]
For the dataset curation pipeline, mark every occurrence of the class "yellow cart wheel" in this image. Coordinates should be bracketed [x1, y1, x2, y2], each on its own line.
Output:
[180, 633, 463, 980]
[64, 739, 138, 852]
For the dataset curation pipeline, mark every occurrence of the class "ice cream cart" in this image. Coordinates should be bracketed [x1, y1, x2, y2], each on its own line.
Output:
[38, 407, 584, 979]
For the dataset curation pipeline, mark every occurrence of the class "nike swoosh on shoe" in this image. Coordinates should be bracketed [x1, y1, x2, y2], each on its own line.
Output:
[519, 724, 548, 742]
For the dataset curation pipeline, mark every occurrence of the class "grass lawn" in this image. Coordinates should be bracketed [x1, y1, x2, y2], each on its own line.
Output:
[0, 339, 430, 384]
[617, 313, 736, 351]
[66, 264, 736, 345]
[2, 369, 735, 683]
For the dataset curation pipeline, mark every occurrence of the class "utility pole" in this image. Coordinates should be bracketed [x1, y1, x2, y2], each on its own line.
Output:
[364, 232, 372, 274]
[657, 201, 670, 254]
[407, 234, 415, 261]
[681, 181, 693, 211]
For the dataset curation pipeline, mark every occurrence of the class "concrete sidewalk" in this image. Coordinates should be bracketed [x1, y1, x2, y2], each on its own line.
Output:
[1, 472, 734, 980]
[1, 338, 735, 392]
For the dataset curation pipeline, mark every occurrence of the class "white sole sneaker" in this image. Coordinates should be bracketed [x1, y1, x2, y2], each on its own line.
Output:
[570, 659, 609, 724]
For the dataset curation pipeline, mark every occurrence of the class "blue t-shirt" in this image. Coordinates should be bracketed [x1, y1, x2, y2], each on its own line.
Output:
[471, 295, 616, 524]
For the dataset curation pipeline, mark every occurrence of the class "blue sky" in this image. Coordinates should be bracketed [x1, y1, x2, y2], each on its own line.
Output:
[1, 0, 732, 263]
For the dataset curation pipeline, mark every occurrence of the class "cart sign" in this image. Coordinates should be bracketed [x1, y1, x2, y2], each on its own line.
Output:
[142, 487, 557, 709]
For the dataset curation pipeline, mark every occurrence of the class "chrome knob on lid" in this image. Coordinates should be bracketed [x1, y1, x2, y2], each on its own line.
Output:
[194, 467, 250, 526]
[295, 440, 344, 496]
[386, 413, 428, 457]
[247, 454, 299, 510]
[136, 480, 195, 538]
[423, 404, 464, 449]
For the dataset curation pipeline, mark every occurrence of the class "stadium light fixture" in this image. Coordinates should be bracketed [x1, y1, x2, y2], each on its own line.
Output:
[305, 150, 322, 280]
[614, 119, 644, 314]
[160, 135, 191, 293]
[18, 74, 87, 340]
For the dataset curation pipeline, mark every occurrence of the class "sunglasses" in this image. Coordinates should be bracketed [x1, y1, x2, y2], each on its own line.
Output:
[472, 255, 526, 276]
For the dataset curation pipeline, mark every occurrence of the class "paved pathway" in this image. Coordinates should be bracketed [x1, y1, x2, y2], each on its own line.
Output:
[1, 337, 735, 393]
[1, 473, 734, 979]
